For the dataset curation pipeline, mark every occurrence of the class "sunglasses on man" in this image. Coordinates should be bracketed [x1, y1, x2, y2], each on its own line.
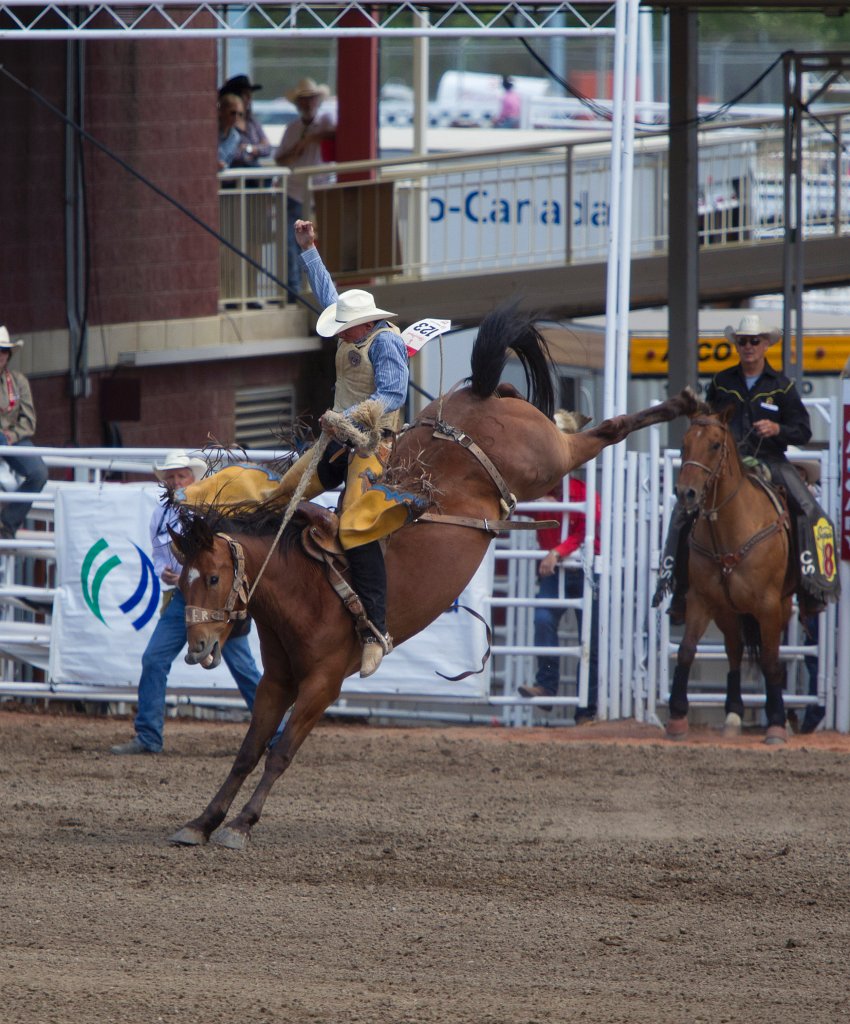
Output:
[736, 336, 764, 348]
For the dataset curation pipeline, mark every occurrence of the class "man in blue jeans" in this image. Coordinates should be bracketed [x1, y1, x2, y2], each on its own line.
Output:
[111, 450, 262, 755]
[518, 452, 600, 723]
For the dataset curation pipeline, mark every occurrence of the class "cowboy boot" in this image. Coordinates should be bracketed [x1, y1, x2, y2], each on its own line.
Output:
[346, 541, 393, 677]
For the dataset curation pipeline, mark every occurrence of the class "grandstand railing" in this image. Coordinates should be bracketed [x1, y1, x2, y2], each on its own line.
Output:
[219, 108, 850, 309]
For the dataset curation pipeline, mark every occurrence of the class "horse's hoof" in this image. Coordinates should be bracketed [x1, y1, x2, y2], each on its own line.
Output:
[665, 717, 689, 740]
[168, 826, 208, 846]
[211, 826, 250, 851]
[764, 725, 788, 746]
[723, 712, 742, 737]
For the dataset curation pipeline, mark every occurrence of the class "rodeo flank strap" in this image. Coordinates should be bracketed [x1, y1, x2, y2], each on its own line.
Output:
[416, 416, 517, 518]
[416, 512, 558, 533]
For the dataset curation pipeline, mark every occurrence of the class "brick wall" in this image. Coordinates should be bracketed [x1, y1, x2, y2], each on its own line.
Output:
[0, 38, 219, 336]
[29, 348, 335, 450]
[0, 43, 67, 332]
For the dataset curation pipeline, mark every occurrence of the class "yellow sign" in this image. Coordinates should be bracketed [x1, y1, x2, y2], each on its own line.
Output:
[629, 335, 850, 377]
[814, 517, 837, 582]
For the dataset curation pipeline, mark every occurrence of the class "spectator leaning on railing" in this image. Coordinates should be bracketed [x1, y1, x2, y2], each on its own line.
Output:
[0, 326, 48, 539]
[273, 77, 337, 302]
[219, 74, 272, 170]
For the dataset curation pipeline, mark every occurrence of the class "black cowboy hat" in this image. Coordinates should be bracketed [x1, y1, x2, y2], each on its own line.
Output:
[219, 74, 262, 97]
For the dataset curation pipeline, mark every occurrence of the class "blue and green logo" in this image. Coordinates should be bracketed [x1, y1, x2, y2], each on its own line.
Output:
[81, 538, 160, 630]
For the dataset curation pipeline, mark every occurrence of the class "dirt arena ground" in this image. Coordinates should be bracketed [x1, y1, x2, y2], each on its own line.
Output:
[3, 706, 850, 1024]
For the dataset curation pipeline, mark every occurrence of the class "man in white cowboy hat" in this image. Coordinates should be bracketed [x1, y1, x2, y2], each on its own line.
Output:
[264, 218, 409, 677]
[111, 450, 263, 754]
[0, 326, 48, 540]
[653, 313, 839, 624]
[273, 77, 336, 301]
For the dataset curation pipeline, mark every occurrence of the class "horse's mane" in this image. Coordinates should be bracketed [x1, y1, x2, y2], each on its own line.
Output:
[466, 303, 555, 418]
[171, 501, 303, 562]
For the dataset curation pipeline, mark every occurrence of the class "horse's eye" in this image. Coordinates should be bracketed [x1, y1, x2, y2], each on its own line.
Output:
[209, 574, 219, 586]
[711, 442, 721, 451]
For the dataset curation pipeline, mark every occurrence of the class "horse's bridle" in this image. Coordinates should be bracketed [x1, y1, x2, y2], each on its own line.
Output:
[680, 435, 742, 520]
[184, 532, 249, 625]
[684, 431, 788, 598]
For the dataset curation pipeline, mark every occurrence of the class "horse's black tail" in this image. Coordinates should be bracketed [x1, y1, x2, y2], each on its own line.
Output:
[740, 613, 762, 664]
[467, 304, 555, 418]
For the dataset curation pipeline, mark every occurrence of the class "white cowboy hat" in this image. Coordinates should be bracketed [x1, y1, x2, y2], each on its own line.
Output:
[554, 410, 591, 434]
[0, 326, 24, 350]
[286, 77, 331, 102]
[152, 450, 207, 483]
[787, 446, 821, 486]
[723, 313, 781, 347]
[316, 289, 396, 338]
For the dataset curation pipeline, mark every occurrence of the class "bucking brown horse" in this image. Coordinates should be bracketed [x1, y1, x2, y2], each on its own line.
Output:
[169, 308, 697, 849]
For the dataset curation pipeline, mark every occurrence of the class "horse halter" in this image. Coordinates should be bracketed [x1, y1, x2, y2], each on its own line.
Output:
[184, 532, 249, 626]
[681, 433, 738, 519]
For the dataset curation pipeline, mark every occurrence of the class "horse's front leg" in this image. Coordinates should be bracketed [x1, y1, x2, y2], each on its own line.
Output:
[667, 598, 711, 739]
[169, 677, 293, 846]
[714, 607, 745, 735]
[211, 668, 345, 851]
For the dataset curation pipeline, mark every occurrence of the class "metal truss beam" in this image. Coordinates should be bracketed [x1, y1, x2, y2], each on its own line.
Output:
[0, 2, 616, 40]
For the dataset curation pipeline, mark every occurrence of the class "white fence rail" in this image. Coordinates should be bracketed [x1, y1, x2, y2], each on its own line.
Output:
[1, 421, 845, 731]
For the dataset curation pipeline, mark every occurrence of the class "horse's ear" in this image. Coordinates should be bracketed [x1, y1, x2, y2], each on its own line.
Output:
[717, 402, 735, 425]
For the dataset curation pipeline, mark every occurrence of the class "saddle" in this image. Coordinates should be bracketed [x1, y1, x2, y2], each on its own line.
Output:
[293, 501, 385, 641]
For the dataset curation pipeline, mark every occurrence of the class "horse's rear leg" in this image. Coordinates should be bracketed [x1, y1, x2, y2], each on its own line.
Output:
[667, 601, 710, 739]
[169, 679, 292, 846]
[211, 673, 341, 851]
[759, 615, 788, 745]
[562, 388, 698, 470]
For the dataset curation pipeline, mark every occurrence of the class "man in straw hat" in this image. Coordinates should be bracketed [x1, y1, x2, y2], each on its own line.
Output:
[273, 77, 336, 301]
[0, 326, 48, 539]
[518, 412, 601, 723]
[111, 450, 263, 754]
[290, 219, 412, 676]
[176, 220, 413, 675]
[653, 313, 839, 624]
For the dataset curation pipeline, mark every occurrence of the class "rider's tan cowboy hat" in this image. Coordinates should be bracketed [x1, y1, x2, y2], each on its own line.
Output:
[286, 77, 331, 102]
[153, 450, 207, 483]
[554, 410, 592, 434]
[0, 326, 24, 350]
[787, 446, 821, 486]
[723, 313, 781, 347]
[316, 289, 396, 338]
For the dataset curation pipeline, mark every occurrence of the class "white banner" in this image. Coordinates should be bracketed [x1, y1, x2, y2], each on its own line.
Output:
[50, 484, 491, 698]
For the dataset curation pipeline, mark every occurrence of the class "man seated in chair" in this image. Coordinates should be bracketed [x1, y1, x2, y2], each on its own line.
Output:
[653, 313, 839, 624]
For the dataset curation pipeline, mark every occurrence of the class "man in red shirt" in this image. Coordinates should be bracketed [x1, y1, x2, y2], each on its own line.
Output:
[518, 461, 601, 722]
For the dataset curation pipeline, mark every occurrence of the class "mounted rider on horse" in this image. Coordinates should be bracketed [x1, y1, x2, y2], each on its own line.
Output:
[653, 313, 840, 623]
